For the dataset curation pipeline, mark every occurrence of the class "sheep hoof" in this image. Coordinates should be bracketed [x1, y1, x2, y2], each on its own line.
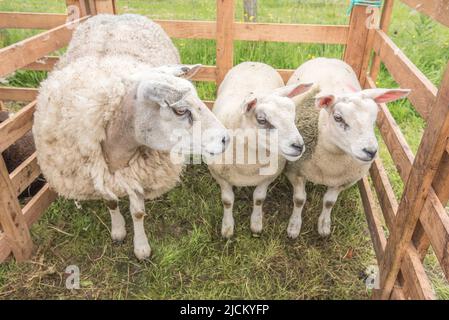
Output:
[250, 215, 263, 235]
[134, 244, 152, 261]
[111, 229, 127, 243]
[287, 229, 300, 239]
[318, 217, 331, 237]
[250, 223, 262, 235]
[287, 219, 301, 239]
[221, 225, 234, 239]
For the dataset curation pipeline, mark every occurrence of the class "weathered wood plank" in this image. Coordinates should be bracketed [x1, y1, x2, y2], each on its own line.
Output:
[369, 158, 435, 299]
[378, 62, 449, 299]
[234, 23, 349, 44]
[0, 233, 11, 262]
[400, 243, 436, 300]
[400, 0, 449, 28]
[419, 188, 449, 278]
[359, 26, 375, 87]
[0, 87, 38, 102]
[0, 16, 89, 78]
[0, 101, 36, 153]
[358, 177, 387, 262]
[0, 157, 33, 261]
[367, 76, 449, 283]
[203, 100, 214, 109]
[216, 0, 235, 85]
[191, 66, 216, 82]
[344, 5, 371, 79]
[93, 0, 116, 14]
[22, 184, 57, 227]
[154, 20, 216, 39]
[432, 151, 449, 207]
[153, 19, 349, 44]
[370, 158, 397, 228]
[10, 152, 40, 197]
[277, 69, 294, 83]
[23, 56, 59, 71]
[372, 30, 438, 120]
[0, 12, 68, 29]
[370, 0, 394, 81]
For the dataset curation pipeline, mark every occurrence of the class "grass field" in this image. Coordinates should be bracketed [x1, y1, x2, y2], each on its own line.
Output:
[0, 0, 448, 299]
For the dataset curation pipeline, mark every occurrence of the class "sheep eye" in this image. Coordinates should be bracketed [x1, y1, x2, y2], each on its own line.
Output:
[256, 117, 267, 125]
[173, 108, 189, 116]
[334, 114, 343, 123]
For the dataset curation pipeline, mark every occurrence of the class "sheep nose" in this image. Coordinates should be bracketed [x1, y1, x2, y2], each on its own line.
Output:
[362, 147, 377, 159]
[290, 143, 304, 155]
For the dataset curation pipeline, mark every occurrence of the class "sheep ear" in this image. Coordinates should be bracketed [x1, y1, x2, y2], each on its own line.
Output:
[242, 97, 257, 114]
[138, 81, 189, 106]
[361, 88, 411, 104]
[315, 94, 336, 110]
[178, 64, 202, 79]
[275, 83, 314, 98]
[155, 64, 202, 79]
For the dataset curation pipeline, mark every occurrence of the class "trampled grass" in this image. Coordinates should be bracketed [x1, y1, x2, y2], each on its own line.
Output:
[0, 0, 448, 299]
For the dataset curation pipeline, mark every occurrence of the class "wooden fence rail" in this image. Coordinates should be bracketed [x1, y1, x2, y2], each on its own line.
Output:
[0, 0, 448, 300]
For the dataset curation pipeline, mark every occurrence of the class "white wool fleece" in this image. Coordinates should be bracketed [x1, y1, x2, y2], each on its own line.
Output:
[57, 14, 180, 69]
[34, 56, 183, 201]
[33, 14, 185, 202]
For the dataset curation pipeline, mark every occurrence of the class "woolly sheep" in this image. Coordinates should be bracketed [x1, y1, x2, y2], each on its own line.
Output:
[33, 14, 228, 260]
[285, 57, 410, 238]
[208, 62, 312, 238]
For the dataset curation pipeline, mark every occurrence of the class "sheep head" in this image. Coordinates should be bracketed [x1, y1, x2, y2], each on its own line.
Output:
[132, 65, 229, 158]
[315, 88, 410, 163]
[240, 82, 313, 161]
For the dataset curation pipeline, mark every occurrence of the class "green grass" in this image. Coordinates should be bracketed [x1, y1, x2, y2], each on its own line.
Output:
[0, 0, 448, 299]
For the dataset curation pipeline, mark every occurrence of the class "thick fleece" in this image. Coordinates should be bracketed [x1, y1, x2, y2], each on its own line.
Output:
[57, 14, 180, 69]
[292, 86, 320, 161]
[33, 15, 183, 201]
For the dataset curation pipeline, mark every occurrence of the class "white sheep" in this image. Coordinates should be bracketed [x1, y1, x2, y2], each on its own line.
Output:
[285, 57, 410, 238]
[208, 62, 312, 238]
[33, 14, 229, 260]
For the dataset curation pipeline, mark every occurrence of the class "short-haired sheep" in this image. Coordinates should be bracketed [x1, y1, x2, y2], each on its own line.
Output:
[33, 14, 228, 260]
[285, 58, 410, 238]
[208, 62, 312, 238]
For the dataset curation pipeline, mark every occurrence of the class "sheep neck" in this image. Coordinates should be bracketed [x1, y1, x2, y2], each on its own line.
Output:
[102, 89, 140, 173]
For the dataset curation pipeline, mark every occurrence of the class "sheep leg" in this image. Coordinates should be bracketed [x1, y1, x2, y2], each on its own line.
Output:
[286, 172, 307, 239]
[106, 200, 126, 243]
[211, 172, 235, 239]
[318, 186, 343, 237]
[250, 178, 274, 235]
[129, 192, 151, 260]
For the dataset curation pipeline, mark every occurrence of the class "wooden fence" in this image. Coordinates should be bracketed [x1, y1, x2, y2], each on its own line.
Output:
[0, 0, 448, 300]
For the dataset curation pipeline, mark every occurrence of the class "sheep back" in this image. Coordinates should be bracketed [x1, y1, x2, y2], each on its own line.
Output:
[57, 14, 180, 68]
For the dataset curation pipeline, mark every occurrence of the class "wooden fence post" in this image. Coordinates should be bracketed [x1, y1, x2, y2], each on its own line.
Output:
[65, 0, 95, 16]
[359, 4, 381, 87]
[369, 0, 394, 81]
[344, 5, 371, 80]
[216, 0, 235, 86]
[0, 156, 33, 261]
[376, 61, 449, 299]
[93, 0, 117, 14]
